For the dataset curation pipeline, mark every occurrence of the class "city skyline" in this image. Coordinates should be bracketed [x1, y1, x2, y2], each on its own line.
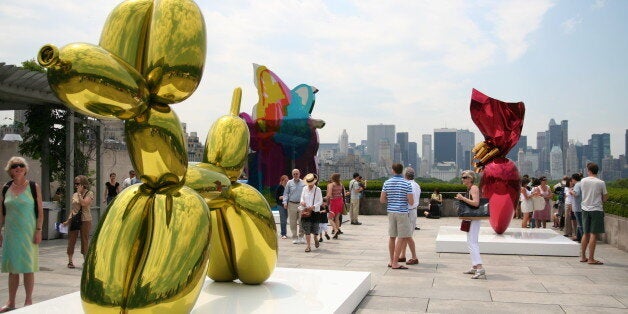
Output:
[1, 1, 627, 157]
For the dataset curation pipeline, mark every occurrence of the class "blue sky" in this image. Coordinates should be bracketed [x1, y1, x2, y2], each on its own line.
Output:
[1, 0, 626, 157]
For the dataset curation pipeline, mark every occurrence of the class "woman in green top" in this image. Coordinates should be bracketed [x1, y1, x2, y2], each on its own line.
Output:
[0, 157, 43, 312]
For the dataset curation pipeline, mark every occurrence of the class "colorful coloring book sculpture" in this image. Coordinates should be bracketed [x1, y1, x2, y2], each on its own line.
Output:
[240, 64, 325, 190]
[470, 89, 525, 234]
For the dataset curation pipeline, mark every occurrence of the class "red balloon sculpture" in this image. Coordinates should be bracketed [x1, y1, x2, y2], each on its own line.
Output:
[470, 89, 525, 234]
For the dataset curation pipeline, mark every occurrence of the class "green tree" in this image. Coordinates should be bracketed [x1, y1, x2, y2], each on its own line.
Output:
[17, 59, 94, 187]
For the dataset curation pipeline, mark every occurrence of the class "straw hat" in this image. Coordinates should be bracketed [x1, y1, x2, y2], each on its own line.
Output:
[304, 173, 317, 186]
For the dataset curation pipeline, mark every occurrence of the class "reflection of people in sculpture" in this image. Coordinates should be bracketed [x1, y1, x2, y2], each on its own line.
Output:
[455, 170, 486, 279]
[1, 157, 43, 312]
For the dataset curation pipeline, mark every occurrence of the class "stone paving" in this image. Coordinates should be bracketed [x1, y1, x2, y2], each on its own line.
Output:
[1, 216, 627, 313]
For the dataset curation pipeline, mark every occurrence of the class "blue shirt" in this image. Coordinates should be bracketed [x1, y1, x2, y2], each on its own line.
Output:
[382, 175, 412, 213]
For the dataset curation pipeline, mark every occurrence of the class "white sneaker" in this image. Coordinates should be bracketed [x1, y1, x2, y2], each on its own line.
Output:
[299, 237, 306, 244]
[293, 238, 299, 244]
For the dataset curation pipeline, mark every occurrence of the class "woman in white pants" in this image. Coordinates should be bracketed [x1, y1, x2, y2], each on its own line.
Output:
[455, 170, 486, 279]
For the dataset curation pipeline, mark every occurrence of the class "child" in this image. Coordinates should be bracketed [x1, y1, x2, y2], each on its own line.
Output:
[318, 200, 330, 242]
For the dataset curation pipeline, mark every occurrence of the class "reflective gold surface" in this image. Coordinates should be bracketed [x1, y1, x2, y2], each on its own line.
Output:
[81, 185, 211, 313]
[203, 88, 250, 182]
[99, 0, 153, 70]
[38, 43, 149, 120]
[40, 0, 278, 310]
[125, 106, 187, 190]
[144, 0, 206, 104]
[189, 87, 277, 284]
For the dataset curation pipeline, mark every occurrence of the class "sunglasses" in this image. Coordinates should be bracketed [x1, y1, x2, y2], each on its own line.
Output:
[74, 182, 81, 186]
[10, 163, 26, 169]
[461, 176, 470, 179]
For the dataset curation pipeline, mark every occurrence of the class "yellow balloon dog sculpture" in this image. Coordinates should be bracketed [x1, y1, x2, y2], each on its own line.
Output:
[36, 0, 275, 312]
[187, 88, 278, 285]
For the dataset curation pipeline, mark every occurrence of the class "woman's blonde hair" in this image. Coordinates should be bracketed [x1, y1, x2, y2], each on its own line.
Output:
[4, 156, 29, 176]
[75, 175, 91, 190]
[461, 170, 476, 183]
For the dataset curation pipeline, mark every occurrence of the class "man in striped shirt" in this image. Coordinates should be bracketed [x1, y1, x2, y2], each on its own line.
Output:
[380, 163, 414, 269]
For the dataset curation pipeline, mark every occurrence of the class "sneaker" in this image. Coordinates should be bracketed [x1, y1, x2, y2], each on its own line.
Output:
[292, 238, 299, 244]
[319, 237, 323, 243]
[325, 233, 330, 240]
[281, 235, 287, 239]
[299, 237, 306, 244]
[355, 221, 362, 225]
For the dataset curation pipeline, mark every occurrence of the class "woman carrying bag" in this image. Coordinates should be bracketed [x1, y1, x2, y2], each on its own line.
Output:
[63, 175, 93, 269]
[455, 170, 486, 279]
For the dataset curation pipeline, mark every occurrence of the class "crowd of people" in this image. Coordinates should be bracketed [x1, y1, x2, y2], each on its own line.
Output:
[1, 155, 611, 310]
[278, 169, 367, 252]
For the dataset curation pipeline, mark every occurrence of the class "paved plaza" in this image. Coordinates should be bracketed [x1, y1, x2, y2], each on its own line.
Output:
[2, 216, 627, 313]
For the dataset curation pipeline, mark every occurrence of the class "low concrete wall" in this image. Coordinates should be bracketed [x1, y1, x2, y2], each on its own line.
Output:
[602, 214, 628, 252]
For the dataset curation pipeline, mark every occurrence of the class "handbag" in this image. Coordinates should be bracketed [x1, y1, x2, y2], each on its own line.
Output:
[457, 198, 490, 218]
[300, 187, 318, 218]
[460, 220, 471, 232]
[532, 196, 545, 211]
[69, 209, 82, 231]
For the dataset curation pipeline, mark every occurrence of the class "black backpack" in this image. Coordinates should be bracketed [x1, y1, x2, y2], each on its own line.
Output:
[2, 180, 39, 218]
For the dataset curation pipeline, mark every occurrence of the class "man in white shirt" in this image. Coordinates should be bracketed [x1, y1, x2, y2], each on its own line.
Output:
[121, 170, 140, 190]
[579, 162, 608, 265]
[283, 169, 306, 244]
[398, 167, 420, 265]
[349, 173, 364, 225]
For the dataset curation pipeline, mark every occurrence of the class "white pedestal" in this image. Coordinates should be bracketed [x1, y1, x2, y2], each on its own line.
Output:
[13, 268, 371, 314]
[435, 226, 580, 256]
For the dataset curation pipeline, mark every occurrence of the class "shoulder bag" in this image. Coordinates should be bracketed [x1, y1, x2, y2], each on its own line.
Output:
[457, 191, 490, 219]
[301, 187, 318, 218]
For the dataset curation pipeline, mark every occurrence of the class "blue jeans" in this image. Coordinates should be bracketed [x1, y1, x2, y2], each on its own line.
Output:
[574, 211, 583, 240]
[278, 205, 288, 236]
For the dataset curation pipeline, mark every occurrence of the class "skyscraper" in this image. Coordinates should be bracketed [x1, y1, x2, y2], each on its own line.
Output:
[456, 129, 475, 170]
[550, 145, 564, 179]
[408, 142, 418, 169]
[434, 128, 457, 164]
[367, 124, 395, 164]
[561, 120, 569, 173]
[587, 133, 611, 166]
[566, 142, 579, 175]
[507, 135, 527, 161]
[339, 129, 349, 156]
[421, 134, 432, 177]
[396, 132, 409, 165]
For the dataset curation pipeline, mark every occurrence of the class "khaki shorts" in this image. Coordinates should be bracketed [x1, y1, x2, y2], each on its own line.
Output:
[388, 212, 412, 238]
[582, 210, 605, 234]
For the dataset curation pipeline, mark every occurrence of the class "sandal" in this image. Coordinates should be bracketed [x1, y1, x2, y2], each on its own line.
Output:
[588, 260, 604, 265]
[68, 261, 75, 269]
[0, 305, 17, 313]
[305, 247, 311, 252]
[406, 258, 419, 265]
[579, 258, 588, 263]
[391, 265, 408, 270]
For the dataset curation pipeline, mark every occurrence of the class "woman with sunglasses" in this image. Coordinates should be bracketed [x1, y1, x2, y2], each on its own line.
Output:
[0, 157, 43, 311]
[62, 175, 93, 269]
[455, 170, 486, 279]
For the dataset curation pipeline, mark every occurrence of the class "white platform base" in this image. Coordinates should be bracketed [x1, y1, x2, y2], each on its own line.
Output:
[435, 226, 579, 256]
[13, 267, 371, 314]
